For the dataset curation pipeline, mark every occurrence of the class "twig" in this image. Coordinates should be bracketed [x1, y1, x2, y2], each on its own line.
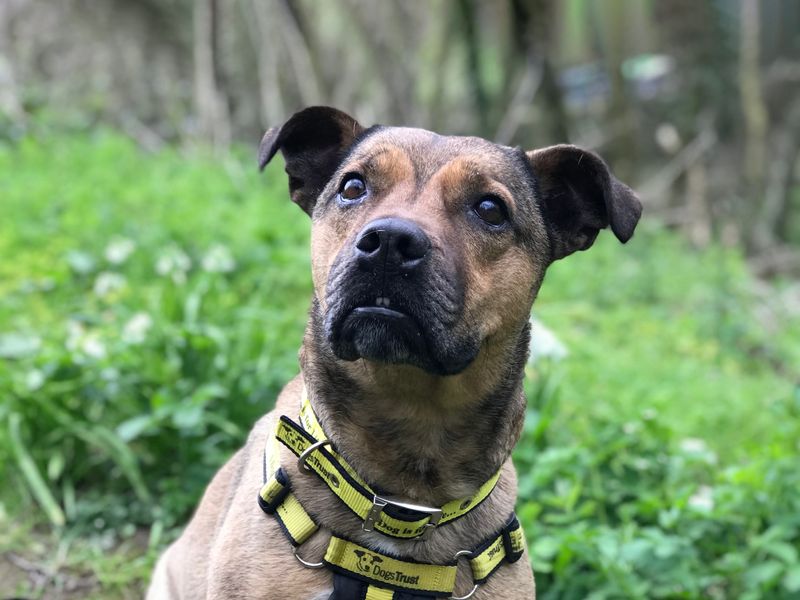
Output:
[573, 116, 635, 152]
[764, 59, 800, 88]
[241, 0, 285, 125]
[749, 246, 800, 277]
[274, 0, 322, 105]
[118, 115, 166, 153]
[494, 56, 543, 146]
[637, 128, 717, 201]
[6, 552, 97, 595]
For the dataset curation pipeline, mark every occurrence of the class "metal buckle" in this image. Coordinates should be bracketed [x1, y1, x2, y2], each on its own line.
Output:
[362, 494, 444, 540]
[296, 438, 332, 473]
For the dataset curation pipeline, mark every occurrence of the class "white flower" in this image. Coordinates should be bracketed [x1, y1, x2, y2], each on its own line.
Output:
[81, 334, 106, 359]
[66, 250, 95, 274]
[156, 246, 192, 284]
[26, 369, 45, 391]
[528, 317, 568, 363]
[93, 272, 126, 298]
[641, 408, 658, 421]
[100, 367, 120, 381]
[122, 312, 153, 344]
[623, 421, 639, 435]
[688, 486, 714, 512]
[679, 438, 707, 453]
[678, 437, 717, 464]
[65, 320, 106, 360]
[66, 320, 85, 352]
[201, 244, 236, 273]
[104, 237, 136, 265]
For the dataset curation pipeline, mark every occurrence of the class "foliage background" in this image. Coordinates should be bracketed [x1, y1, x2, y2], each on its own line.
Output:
[1, 1, 799, 598]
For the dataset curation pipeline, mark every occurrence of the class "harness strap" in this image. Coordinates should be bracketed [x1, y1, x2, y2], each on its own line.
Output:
[467, 514, 525, 583]
[275, 412, 501, 540]
[324, 535, 457, 597]
[259, 466, 319, 546]
[258, 462, 526, 598]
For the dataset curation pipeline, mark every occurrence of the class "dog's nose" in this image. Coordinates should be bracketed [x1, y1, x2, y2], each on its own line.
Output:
[355, 217, 431, 271]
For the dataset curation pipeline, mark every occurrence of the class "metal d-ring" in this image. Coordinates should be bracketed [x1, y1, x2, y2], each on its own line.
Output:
[297, 438, 332, 473]
[450, 550, 479, 599]
[293, 546, 325, 569]
[450, 584, 479, 600]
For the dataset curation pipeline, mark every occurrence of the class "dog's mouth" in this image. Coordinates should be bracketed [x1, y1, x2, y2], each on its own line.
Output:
[325, 294, 479, 375]
[346, 303, 423, 339]
[351, 305, 406, 320]
[322, 253, 480, 375]
[335, 301, 427, 363]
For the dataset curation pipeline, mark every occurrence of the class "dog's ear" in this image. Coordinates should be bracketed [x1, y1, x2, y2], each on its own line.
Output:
[353, 550, 364, 558]
[258, 106, 364, 215]
[527, 144, 642, 261]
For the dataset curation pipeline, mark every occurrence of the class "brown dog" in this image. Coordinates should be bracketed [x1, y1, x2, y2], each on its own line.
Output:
[147, 107, 641, 600]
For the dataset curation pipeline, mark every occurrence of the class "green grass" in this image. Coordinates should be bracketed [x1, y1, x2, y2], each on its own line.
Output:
[0, 130, 798, 598]
[535, 229, 798, 460]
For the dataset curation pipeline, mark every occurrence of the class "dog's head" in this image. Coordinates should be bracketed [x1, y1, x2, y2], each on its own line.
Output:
[260, 107, 641, 376]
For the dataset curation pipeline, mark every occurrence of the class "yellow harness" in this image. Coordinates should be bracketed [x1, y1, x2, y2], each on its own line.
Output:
[258, 395, 525, 599]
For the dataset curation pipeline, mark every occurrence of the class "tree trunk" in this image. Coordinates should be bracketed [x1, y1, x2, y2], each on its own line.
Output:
[456, 0, 489, 135]
[193, 0, 230, 147]
[0, 1, 26, 122]
[243, 0, 286, 126]
[739, 0, 769, 250]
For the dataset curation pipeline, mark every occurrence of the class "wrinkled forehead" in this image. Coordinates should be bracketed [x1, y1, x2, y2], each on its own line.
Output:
[344, 126, 530, 186]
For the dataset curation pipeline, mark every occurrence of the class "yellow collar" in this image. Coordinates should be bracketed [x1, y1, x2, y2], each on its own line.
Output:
[272, 392, 502, 540]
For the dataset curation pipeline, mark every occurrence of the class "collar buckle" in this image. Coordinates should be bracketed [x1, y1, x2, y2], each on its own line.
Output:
[363, 494, 443, 540]
[296, 438, 332, 473]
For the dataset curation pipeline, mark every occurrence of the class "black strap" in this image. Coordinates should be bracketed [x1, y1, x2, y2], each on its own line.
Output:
[327, 572, 443, 600]
[394, 592, 439, 600]
[501, 514, 524, 564]
[328, 573, 368, 600]
[257, 467, 291, 515]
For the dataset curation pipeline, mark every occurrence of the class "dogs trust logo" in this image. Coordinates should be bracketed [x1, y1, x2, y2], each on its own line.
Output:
[354, 550, 383, 574]
[352, 550, 421, 586]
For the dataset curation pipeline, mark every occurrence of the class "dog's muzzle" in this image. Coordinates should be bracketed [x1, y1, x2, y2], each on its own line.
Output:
[323, 217, 479, 375]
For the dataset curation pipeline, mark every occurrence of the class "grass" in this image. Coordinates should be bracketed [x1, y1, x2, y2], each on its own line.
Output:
[535, 228, 798, 460]
[0, 129, 798, 598]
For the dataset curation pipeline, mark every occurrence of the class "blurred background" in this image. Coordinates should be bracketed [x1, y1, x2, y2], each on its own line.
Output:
[1, 1, 799, 598]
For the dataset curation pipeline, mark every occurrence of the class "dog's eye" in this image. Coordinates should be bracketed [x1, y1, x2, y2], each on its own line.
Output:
[473, 196, 508, 227]
[339, 174, 367, 202]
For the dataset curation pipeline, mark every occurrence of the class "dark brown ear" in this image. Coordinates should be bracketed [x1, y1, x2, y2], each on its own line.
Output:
[528, 144, 642, 261]
[258, 106, 364, 215]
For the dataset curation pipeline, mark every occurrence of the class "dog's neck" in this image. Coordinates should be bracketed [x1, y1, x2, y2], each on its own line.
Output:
[297, 305, 530, 505]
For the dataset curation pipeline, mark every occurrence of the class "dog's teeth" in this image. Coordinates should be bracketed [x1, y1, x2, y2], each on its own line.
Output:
[383, 297, 390, 307]
[375, 297, 390, 307]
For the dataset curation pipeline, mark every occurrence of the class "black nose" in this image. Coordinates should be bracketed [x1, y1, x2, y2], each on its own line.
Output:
[355, 217, 431, 271]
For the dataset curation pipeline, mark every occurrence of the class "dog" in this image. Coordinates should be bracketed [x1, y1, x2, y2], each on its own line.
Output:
[147, 106, 641, 600]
